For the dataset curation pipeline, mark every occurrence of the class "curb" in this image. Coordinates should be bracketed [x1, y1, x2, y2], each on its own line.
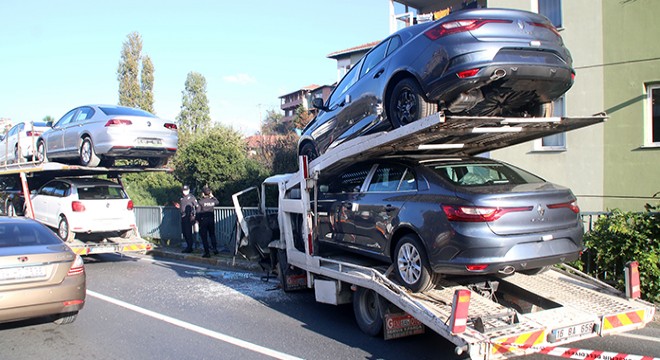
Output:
[147, 247, 262, 272]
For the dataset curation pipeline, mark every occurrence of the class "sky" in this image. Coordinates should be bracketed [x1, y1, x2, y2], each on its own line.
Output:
[0, 0, 394, 136]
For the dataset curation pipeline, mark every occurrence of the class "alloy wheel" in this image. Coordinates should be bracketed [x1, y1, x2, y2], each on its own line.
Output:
[397, 242, 422, 285]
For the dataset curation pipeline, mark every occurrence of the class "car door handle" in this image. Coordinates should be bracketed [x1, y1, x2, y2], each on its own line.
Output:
[373, 69, 384, 79]
[385, 205, 395, 212]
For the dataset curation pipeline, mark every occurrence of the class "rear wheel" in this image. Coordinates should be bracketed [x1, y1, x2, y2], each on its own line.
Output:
[13, 146, 20, 164]
[58, 215, 75, 242]
[388, 78, 437, 127]
[353, 287, 383, 336]
[80, 137, 101, 167]
[394, 234, 439, 293]
[52, 311, 78, 325]
[147, 157, 168, 168]
[36, 140, 48, 163]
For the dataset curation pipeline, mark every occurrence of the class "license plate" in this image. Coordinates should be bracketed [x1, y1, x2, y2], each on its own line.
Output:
[552, 322, 595, 341]
[0, 265, 47, 281]
[137, 138, 162, 146]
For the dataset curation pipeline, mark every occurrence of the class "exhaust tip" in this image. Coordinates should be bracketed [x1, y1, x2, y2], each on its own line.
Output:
[498, 266, 515, 275]
[491, 68, 507, 80]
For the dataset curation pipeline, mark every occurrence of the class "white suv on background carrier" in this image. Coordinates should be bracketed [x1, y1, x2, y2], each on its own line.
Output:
[30, 177, 136, 242]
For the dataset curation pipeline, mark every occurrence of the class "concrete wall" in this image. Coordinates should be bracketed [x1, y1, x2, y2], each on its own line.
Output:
[602, 0, 660, 211]
[489, 0, 606, 212]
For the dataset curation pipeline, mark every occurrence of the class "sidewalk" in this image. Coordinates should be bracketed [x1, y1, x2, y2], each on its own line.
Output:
[147, 243, 261, 272]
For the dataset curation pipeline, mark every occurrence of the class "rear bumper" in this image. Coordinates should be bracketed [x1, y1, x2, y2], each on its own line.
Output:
[0, 275, 86, 324]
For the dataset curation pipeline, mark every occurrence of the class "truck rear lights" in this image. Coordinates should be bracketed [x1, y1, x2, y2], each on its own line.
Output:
[127, 200, 134, 210]
[425, 19, 511, 40]
[105, 119, 133, 126]
[456, 68, 480, 78]
[442, 204, 532, 222]
[547, 200, 580, 214]
[71, 201, 86, 212]
[164, 123, 178, 130]
[449, 289, 471, 334]
[67, 255, 85, 276]
[466, 264, 488, 271]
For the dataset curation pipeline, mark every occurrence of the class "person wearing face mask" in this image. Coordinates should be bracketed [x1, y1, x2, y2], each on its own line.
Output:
[196, 185, 220, 258]
[174, 185, 198, 253]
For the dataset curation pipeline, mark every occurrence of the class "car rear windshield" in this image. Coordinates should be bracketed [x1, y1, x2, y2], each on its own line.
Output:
[428, 162, 545, 187]
[99, 106, 156, 118]
[0, 222, 63, 247]
[77, 185, 128, 200]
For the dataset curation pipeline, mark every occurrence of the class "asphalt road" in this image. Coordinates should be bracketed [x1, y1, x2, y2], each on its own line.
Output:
[1, 253, 659, 360]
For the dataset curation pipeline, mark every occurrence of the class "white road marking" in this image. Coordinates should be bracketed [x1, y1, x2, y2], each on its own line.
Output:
[87, 290, 303, 360]
[616, 332, 660, 343]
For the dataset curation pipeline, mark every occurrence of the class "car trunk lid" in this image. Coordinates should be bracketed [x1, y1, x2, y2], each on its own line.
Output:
[0, 245, 74, 289]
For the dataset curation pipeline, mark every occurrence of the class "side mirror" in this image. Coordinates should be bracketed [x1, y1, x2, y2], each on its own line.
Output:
[312, 98, 328, 112]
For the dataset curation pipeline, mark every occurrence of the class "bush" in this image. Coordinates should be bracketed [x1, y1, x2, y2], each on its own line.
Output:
[582, 203, 659, 303]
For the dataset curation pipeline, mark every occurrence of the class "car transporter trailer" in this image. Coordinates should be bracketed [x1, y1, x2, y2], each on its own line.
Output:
[233, 112, 656, 360]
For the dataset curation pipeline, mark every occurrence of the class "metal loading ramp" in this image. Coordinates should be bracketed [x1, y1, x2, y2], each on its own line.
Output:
[309, 112, 606, 173]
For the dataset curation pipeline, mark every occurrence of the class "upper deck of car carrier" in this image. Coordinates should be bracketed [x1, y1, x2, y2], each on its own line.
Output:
[234, 112, 656, 359]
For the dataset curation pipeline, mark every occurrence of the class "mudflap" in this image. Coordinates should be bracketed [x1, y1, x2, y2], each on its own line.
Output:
[276, 248, 307, 292]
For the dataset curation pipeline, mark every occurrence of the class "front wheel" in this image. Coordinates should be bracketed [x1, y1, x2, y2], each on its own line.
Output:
[298, 142, 319, 162]
[80, 137, 101, 167]
[58, 216, 75, 242]
[353, 287, 383, 336]
[394, 234, 439, 293]
[388, 78, 437, 127]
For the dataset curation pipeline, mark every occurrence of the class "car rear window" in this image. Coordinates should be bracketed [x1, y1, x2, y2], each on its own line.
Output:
[99, 106, 156, 118]
[0, 222, 63, 247]
[428, 162, 545, 187]
[77, 185, 128, 200]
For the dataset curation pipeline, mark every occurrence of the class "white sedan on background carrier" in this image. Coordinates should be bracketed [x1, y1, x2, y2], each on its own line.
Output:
[30, 177, 137, 242]
[36, 104, 178, 167]
[0, 121, 50, 164]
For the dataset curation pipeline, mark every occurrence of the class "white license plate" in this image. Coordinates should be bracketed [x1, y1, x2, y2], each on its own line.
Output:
[552, 322, 595, 341]
[137, 138, 162, 146]
[0, 265, 47, 281]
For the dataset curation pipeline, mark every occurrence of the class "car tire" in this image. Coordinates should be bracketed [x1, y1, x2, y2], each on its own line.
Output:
[148, 157, 168, 168]
[394, 234, 438, 293]
[389, 78, 437, 127]
[13, 146, 20, 164]
[36, 140, 48, 163]
[520, 266, 551, 275]
[353, 287, 383, 336]
[52, 311, 78, 325]
[299, 142, 319, 162]
[80, 137, 101, 167]
[58, 216, 75, 243]
[120, 228, 135, 239]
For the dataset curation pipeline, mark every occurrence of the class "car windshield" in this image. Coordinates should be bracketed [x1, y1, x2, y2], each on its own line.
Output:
[77, 185, 127, 200]
[0, 222, 62, 247]
[99, 106, 156, 118]
[428, 162, 545, 186]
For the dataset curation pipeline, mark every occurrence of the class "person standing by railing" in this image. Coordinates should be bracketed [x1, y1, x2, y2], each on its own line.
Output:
[197, 185, 220, 258]
[174, 185, 198, 253]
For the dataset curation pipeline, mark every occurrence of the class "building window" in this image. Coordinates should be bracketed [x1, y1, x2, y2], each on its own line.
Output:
[646, 84, 660, 146]
[538, 0, 562, 28]
[534, 97, 566, 151]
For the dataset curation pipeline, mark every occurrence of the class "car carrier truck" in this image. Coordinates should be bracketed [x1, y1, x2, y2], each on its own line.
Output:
[233, 113, 656, 359]
[0, 161, 154, 256]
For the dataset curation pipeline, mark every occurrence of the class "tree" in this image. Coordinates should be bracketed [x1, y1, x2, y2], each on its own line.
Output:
[176, 71, 211, 145]
[117, 32, 155, 112]
[42, 115, 54, 124]
[293, 105, 314, 131]
[173, 125, 267, 205]
[122, 171, 181, 206]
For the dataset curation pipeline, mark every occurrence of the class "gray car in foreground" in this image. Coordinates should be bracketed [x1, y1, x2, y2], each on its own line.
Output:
[316, 156, 583, 292]
[37, 105, 178, 167]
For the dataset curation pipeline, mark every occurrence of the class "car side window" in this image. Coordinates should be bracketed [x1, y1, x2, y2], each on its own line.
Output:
[38, 183, 57, 196]
[54, 109, 77, 128]
[359, 40, 389, 79]
[398, 168, 417, 191]
[326, 165, 371, 193]
[386, 35, 402, 57]
[74, 107, 95, 122]
[328, 58, 364, 107]
[53, 182, 70, 197]
[367, 164, 407, 192]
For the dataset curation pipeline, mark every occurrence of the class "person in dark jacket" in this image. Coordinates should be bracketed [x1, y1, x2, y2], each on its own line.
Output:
[197, 185, 220, 257]
[175, 185, 198, 253]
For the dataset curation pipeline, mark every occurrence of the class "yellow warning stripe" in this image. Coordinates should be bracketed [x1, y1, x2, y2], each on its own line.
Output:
[602, 310, 644, 331]
[492, 329, 545, 354]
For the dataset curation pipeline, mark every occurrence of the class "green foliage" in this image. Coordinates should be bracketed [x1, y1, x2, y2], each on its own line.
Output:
[253, 109, 299, 173]
[173, 125, 268, 205]
[117, 32, 155, 112]
[582, 203, 660, 303]
[122, 172, 181, 206]
[42, 115, 54, 124]
[177, 71, 211, 146]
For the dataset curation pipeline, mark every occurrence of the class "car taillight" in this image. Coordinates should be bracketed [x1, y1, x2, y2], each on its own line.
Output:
[67, 255, 85, 276]
[547, 200, 580, 214]
[466, 264, 488, 271]
[127, 200, 134, 210]
[424, 19, 512, 40]
[528, 21, 561, 37]
[164, 123, 178, 130]
[72, 201, 86, 212]
[105, 119, 133, 126]
[442, 204, 533, 222]
[26, 131, 41, 136]
[456, 68, 481, 78]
